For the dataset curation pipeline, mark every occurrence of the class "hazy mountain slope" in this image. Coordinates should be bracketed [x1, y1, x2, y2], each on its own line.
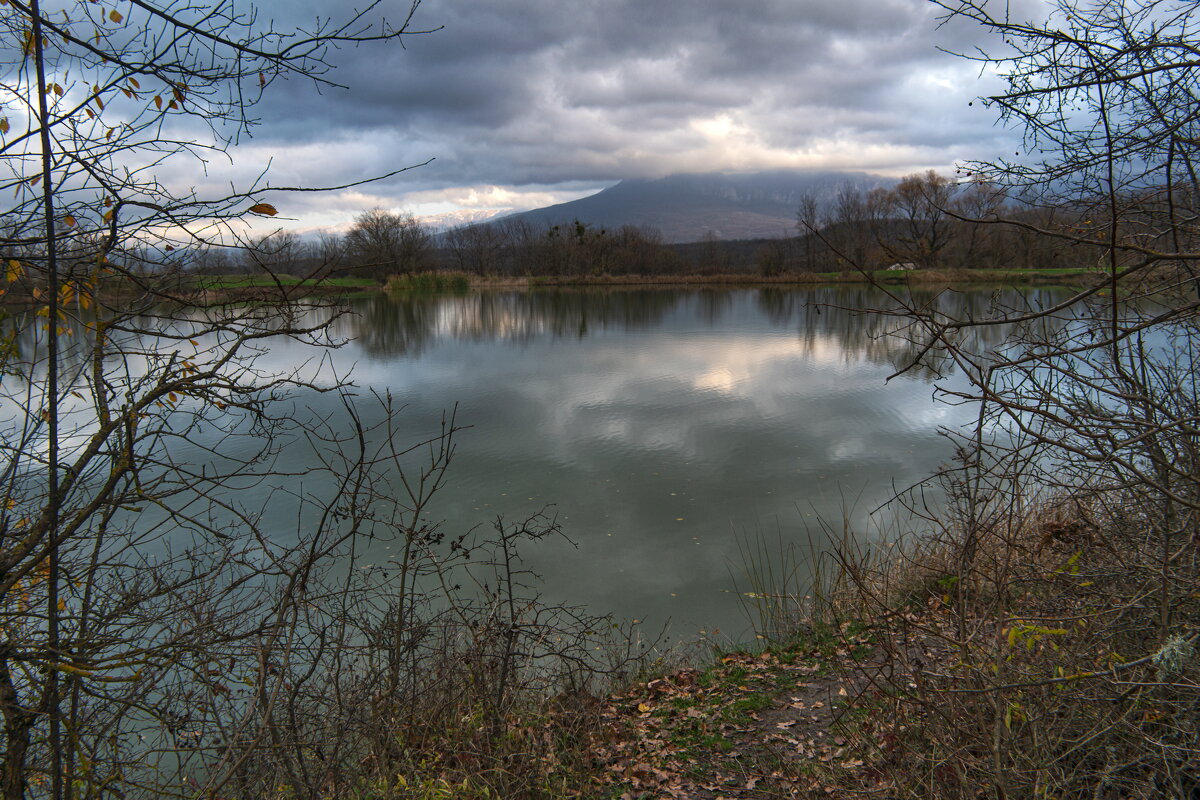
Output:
[502, 170, 893, 243]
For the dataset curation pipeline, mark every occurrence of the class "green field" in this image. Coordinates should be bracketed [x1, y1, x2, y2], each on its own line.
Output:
[191, 274, 378, 290]
[186, 267, 1101, 296]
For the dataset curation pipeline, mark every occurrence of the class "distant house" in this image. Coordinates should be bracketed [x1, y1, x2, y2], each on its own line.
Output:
[887, 262, 918, 271]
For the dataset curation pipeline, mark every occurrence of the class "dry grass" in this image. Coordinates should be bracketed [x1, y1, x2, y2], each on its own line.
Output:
[794, 490, 1200, 800]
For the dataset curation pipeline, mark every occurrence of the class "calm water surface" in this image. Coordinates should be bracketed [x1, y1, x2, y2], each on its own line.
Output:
[258, 286, 1047, 640]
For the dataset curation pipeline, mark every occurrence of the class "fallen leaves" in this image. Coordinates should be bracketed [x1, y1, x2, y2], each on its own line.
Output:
[590, 641, 886, 798]
[583, 612, 961, 799]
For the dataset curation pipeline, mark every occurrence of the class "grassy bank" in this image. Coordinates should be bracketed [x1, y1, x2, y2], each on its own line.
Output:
[2, 267, 1103, 308]
[0, 273, 380, 307]
[471, 266, 1102, 290]
[180, 266, 1109, 303]
[190, 274, 379, 291]
[184, 273, 379, 302]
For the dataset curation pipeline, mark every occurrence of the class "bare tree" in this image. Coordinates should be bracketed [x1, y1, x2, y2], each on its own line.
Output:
[314, 230, 348, 273]
[444, 222, 504, 274]
[0, 1, 436, 797]
[242, 230, 302, 273]
[0, 5, 651, 796]
[827, 2, 1200, 797]
[891, 170, 956, 268]
[344, 208, 433, 277]
[953, 177, 1008, 268]
[828, 182, 871, 268]
[795, 191, 823, 271]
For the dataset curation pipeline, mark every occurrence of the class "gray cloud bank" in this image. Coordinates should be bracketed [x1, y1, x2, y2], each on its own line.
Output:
[231, 0, 1040, 228]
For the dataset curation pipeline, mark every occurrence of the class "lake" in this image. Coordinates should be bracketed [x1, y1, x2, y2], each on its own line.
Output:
[220, 285, 1054, 643]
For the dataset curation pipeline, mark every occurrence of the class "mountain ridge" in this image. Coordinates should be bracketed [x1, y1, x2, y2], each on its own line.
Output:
[496, 169, 895, 243]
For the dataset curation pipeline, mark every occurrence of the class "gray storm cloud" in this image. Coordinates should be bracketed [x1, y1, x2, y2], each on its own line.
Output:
[220, 0, 1045, 226]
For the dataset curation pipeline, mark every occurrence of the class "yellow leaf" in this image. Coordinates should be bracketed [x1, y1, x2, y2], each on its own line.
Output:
[0, 118, 8, 134]
[5, 260, 21, 282]
[153, 95, 162, 110]
[109, 9, 122, 23]
[248, 203, 277, 216]
[637, 703, 651, 713]
[102, 210, 113, 222]
[52, 83, 63, 96]
[128, 77, 139, 89]
[63, 214, 76, 228]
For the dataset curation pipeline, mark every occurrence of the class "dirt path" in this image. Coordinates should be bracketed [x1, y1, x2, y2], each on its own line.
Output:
[588, 620, 949, 799]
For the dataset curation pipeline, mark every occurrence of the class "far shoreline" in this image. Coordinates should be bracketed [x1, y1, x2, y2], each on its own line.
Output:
[0, 266, 1121, 309]
[464, 266, 1103, 290]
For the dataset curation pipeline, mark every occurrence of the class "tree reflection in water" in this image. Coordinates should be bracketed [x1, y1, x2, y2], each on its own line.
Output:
[347, 287, 1065, 378]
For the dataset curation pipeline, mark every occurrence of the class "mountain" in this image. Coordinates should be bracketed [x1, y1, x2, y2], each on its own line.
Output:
[419, 207, 512, 232]
[499, 169, 893, 243]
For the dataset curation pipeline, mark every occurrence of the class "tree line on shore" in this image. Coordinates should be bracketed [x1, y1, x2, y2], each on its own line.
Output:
[184, 167, 1198, 281]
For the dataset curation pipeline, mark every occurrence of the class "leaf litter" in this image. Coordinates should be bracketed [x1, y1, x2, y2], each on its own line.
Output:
[587, 614, 954, 799]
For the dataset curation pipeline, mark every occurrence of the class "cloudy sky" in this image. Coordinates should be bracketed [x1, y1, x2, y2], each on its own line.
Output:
[226, 0, 1035, 232]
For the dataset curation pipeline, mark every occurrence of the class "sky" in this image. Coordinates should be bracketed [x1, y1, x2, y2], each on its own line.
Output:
[220, 0, 1039, 233]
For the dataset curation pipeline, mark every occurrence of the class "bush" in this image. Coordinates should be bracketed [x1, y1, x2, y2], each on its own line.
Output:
[386, 272, 472, 294]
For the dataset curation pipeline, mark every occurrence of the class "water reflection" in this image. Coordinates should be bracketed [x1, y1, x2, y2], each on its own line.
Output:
[1, 286, 1066, 639]
[304, 287, 1065, 638]
[343, 290, 689, 357]
[342, 287, 1046, 379]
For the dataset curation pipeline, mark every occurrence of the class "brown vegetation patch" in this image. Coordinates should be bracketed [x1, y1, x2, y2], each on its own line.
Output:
[587, 619, 958, 799]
